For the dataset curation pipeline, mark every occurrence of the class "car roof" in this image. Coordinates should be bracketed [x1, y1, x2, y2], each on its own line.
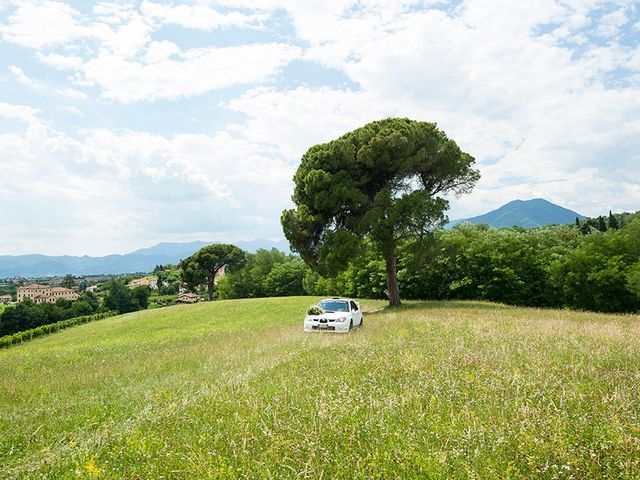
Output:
[320, 298, 353, 302]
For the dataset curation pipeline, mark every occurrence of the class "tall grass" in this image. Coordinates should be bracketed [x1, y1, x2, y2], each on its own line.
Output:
[1, 298, 639, 478]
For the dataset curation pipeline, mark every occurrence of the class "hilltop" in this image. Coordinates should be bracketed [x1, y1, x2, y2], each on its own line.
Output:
[1, 297, 639, 478]
[448, 198, 584, 228]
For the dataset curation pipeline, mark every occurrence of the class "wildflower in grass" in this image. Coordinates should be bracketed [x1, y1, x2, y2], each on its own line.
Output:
[76, 457, 101, 478]
[86, 458, 100, 477]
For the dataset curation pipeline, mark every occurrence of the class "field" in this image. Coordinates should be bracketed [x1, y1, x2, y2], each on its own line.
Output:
[1, 298, 640, 478]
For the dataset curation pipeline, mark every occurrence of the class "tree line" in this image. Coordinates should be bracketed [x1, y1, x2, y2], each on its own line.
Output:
[216, 213, 640, 314]
[0, 280, 151, 337]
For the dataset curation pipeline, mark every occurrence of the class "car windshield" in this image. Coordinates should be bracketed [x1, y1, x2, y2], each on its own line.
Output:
[318, 300, 349, 313]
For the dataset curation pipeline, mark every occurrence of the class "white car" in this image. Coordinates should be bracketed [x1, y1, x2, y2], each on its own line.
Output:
[304, 298, 364, 332]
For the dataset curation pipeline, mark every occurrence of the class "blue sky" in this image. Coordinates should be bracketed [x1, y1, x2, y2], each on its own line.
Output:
[0, 0, 638, 256]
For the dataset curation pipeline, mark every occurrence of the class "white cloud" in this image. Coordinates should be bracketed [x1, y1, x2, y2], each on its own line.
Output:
[596, 8, 629, 38]
[140, 0, 266, 31]
[9, 64, 88, 99]
[0, 0, 88, 49]
[36, 52, 85, 70]
[8, 64, 42, 89]
[1, 1, 300, 103]
[0, 110, 296, 254]
[92, 1, 138, 25]
[77, 43, 301, 103]
[57, 87, 88, 100]
[0, 101, 40, 123]
[226, 86, 383, 160]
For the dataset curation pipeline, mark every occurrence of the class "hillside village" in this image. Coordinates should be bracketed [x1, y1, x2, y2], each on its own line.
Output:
[0, 264, 228, 308]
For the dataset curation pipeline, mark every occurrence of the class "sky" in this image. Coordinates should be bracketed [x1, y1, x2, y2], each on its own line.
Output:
[0, 0, 639, 256]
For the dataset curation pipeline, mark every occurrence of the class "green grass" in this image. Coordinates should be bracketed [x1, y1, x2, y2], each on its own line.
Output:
[1, 297, 639, 478]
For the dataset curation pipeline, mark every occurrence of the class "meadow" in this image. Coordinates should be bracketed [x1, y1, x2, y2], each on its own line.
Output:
[1, 297, 639, 478]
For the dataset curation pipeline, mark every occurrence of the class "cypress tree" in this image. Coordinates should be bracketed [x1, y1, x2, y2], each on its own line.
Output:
[597, 216, 607, 232]
[608, 210, 619, 229]
[575, 217, 580, 227]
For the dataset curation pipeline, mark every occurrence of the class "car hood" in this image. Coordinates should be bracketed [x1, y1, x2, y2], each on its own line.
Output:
[307, 311, 351, 320]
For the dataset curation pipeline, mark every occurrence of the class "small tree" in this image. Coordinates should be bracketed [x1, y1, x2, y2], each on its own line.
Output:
[179, 244, 246, 300]
[131, 286, 150, 310]
[60, 274, 76, 289]
[282, 118, 479, 306]
[104, 280, 138, 314]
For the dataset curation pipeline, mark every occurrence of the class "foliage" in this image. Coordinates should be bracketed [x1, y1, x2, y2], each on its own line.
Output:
[2, 298, 640, 478]
[217, 249, 308, 299]
[548, 217, 640, 312]
[608, 210, 619, 229]
[60, 274, 76, 289]
[306, 214, 640, 314]
[306, 304, 324, 315]
[153, 264, 182, 295]
[0, 292, 102, 337]
[103, 280, 150, 314]
[179, 244, 246, 300]
[0, 311, 116, 349]
[282, 118, 479, 306]
[263, 258, 307, 297]
[0, 282, 16, 298]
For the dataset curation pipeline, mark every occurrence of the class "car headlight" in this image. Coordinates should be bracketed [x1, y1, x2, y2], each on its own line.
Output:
[335, 317, 348, 323]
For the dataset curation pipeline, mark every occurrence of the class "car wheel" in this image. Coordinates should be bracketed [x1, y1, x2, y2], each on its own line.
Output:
[360, 316, 364, 328]
[349, 319, 353, 331]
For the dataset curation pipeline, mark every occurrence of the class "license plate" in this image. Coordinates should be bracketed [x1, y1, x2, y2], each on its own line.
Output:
[318, 324, 328, 329]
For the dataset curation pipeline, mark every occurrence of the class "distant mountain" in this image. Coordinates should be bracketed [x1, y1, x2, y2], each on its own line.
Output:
[0, 239, 291, 278]
[447, 198, 584, 229]
[129, 241, 212, 257]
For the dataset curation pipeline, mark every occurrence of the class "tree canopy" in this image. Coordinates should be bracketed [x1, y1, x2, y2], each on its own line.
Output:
[179, 244, 246, 300]
[60, 274, 76, 289]
[282, 118, 479, 305]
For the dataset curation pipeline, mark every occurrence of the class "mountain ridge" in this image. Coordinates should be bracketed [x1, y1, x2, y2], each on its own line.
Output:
[447, 198, 584, 229]
[0, 239, 291, 278]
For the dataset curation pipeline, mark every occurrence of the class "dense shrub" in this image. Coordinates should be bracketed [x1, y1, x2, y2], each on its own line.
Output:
[103, 280, 150, 314]
[0, 311, 116, 349]
[218, 249, 306, 299]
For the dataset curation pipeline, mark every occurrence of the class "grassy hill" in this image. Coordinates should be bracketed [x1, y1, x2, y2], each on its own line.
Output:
[1, 298, 639, 478]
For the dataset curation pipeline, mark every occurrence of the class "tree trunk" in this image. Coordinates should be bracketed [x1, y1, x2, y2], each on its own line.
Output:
[207, 277, 215, 301]
[385, 255, 401, 306]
